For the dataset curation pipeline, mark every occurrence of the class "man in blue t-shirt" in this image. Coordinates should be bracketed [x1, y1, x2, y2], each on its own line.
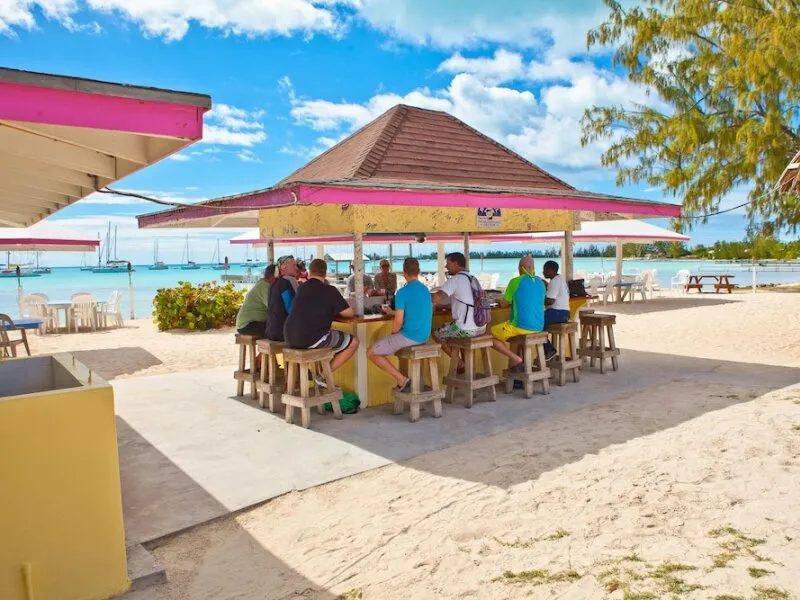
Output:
[368, 257, 433, 392]
[490, 255, 553, 371]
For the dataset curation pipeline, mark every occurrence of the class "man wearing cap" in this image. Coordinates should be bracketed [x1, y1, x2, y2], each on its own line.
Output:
[265, 255, 299, 341]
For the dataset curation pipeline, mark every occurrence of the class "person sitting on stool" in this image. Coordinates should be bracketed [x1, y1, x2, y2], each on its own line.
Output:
[542, 260, 571, 355]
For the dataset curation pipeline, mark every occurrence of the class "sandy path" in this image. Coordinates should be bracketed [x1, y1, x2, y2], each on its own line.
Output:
[116, 292, 800, 600]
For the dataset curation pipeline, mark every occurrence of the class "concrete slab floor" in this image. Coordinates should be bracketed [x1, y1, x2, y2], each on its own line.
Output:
[113, 350, 800, 545]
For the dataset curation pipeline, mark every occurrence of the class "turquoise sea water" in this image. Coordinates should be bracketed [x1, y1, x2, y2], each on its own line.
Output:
[2, 258, 798, 318]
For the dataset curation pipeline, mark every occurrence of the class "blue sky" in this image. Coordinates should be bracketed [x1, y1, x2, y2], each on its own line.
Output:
[1, 0, 753, 265]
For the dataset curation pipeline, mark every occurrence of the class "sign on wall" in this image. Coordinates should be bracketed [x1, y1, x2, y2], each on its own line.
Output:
[476, 207, 502, 230]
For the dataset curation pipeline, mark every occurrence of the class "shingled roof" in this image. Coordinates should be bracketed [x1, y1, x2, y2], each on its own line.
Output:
[278, 104, 574, 191]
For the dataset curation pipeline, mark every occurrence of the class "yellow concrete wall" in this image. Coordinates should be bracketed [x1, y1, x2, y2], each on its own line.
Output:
[259, 204, 574, 238]
[0, 357, 129, 600]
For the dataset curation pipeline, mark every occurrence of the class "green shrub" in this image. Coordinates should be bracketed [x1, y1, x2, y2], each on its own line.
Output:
[153, 281, 244, 331]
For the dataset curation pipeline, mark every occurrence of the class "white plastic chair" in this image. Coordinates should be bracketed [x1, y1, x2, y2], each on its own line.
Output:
[601, 275, 619, 304]
[68, 293, 98, 332]
[98, 290, 124, 329]
[632, 272, 648, 302]
[477, 273, 492, 289]
[587, 276, 603, 305]
[20, 294, 57, 333]
[670, 270, 690, 293]
[650, 270, 662, 297]
[489, 273, 500, 289]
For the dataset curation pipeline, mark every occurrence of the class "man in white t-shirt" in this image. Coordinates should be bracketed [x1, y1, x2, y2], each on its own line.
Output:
[431, 252, 486, 364]
[542, 260, 571, 354]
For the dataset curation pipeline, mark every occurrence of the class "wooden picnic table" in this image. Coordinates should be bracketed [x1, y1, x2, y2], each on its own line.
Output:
[685, 274, 736, 294]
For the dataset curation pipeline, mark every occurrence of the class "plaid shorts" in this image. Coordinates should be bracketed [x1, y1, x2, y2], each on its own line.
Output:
[434, 320, 485, 340]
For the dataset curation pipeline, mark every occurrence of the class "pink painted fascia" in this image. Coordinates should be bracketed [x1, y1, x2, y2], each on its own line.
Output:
[0, 81, 207, 139]
[299, 185, 682, 218]
[137, 188, 296, 228]
[139, 182, 681, 229]
[0, 237, 100, 247]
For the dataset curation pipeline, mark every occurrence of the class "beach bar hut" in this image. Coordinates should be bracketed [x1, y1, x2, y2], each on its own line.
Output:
[0, 67, 210, 600]
[139, 104, 680, 407]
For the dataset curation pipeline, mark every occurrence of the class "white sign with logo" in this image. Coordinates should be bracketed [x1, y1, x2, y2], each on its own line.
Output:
[476, 207, 502, 230]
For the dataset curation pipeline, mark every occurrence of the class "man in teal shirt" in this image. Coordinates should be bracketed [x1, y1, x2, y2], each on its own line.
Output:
[368, 257, 433, 392]
[490, 255, 552, 370]
[235, 264, 276, 336]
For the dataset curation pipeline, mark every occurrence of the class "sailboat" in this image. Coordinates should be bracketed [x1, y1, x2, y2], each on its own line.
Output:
[180, 234, 201, 270]
[0, 252, 41, 278]
[92, 224, 133, 273]
[148, 239, 169, 270]
[33, 252, 51, 274]
[240, 245, 264, 268]
[211, 240, 227, 270]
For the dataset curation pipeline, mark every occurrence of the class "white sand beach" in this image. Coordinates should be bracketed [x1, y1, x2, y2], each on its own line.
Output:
[27, 291, 800, 599]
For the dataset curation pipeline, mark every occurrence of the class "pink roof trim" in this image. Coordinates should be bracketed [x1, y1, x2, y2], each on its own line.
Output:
[139, 183, 681, 228]
[0, 237, 99, 247]
[0, 81, 207, 139]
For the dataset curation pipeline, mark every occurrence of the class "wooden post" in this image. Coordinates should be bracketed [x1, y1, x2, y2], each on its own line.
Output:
[563, 230, 574, 280]
[352, 232, 369, 406]
[353, 234, 365, 317]
[437, 241, 446, 286]
[463, 233, 470, 272]
[315, 243, 325, 262]
[388, 244, 393, 269]
[267, 240, 275, 264]
[615, 240, 623, 302]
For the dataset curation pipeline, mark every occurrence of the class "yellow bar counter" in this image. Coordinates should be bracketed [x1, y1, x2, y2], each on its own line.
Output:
[331, 298, 590, 407]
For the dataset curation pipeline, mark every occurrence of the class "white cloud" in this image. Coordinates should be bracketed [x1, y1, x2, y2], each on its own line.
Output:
[202, 103, 267, 147]
[437, 49, 524, 84]
[288, 51, 663, 173]
[280, 132, 347, 159]
[236, 149, 261, 163]
[84, 0, 345, 42]
[355, 0, 619, 57]
[0, 0, 77, 35]
[168, 153, 191, 161]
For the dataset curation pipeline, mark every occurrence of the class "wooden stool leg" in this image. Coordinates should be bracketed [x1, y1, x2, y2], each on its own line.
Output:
[463, 348, 475, 408]
[557, 334, 566, 386]
[482, 347, 497, 402]
[537, 344, 550, 395]
[523, 344, 534, 398]
[237, 345, 246, 396]
[409, 400, 421, 423]
[445, 347, 458, 404]
[410, 358, 422, 394]
[258, 353, 268, 408]
[268, 354, 280, 413]
[285, 362, 297, 424]
[569, 331, 580, 383]
[598, 325, 607, 374]
[589, 325, 597, 368]
[579, 324, 588, 367]
[321, 361, 342, 419]
[607, 324, 619, 371]
[249, 342, 258, 399]
[427, 359, 443, 418]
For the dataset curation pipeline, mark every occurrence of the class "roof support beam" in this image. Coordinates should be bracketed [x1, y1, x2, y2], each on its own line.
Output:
[0, 208, 48, 227]
[0, 154, 100, 189]
[3, 195, 66, 213]
[4, 181, 83, 199]
[5, 120, 151, 165]
[0, 124, 117, 179]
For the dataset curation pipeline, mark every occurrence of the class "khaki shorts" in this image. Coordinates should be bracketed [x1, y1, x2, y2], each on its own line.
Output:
[371, 333, 419, 357]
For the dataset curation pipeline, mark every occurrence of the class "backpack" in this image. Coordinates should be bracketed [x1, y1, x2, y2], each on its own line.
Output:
[455, 272, 491, 327]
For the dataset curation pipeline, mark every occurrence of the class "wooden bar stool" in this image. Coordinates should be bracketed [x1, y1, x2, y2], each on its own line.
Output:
[281, 348, 343, 428]
[255, 339, 286, 412]
[578, 313, 620, 374]
[393, 343, 445, 422]
[443, 334, 500, 408]
[504, 332, 551, 397]
[234, 333, 263, 399]
[545, 322, 581, 386]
